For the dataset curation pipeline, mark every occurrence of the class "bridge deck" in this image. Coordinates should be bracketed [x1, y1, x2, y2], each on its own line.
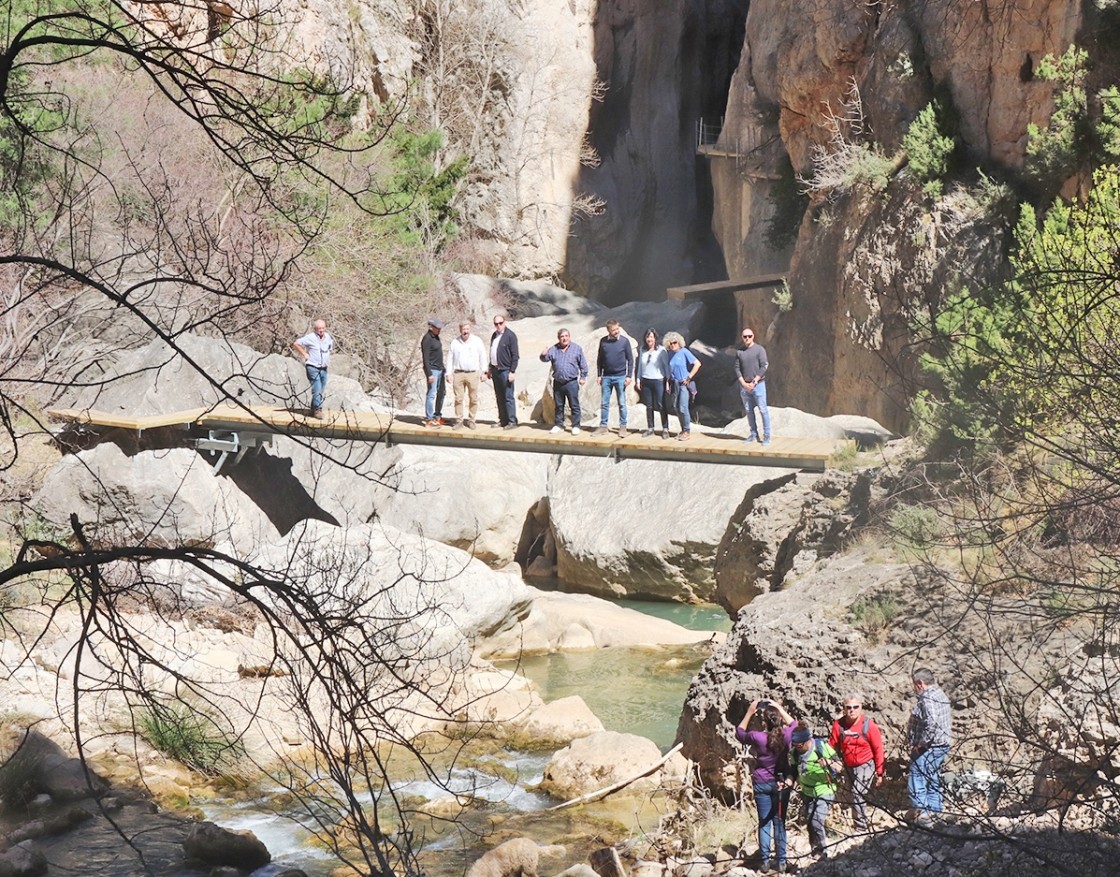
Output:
[49, 404, 847, 470]
[667, 274, 786, 301]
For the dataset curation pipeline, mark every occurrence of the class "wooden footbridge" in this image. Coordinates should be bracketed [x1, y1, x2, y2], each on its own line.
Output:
[48, 404, 850, 471]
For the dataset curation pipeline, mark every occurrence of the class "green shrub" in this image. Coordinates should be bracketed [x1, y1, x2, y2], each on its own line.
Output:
[888, 503, 941, 548]
[903, 101, 955, 197]
[1025, 46, 1089, 184]
[772, 280, 793, 312]
[848, 593, 900, 641]
[138, 702, 242, 775]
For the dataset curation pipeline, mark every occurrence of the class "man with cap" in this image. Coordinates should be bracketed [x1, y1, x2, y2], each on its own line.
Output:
[790, 721, 840, 860]
[420, 317, 446, 427]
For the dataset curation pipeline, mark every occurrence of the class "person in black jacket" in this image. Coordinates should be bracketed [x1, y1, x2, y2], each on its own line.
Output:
[487, 315, 520, 428]
[420, 317, 446, 427]
[593, 319, 634, 435]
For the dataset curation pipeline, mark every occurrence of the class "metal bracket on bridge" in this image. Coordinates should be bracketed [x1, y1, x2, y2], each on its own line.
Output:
[196, 430, 272, 472]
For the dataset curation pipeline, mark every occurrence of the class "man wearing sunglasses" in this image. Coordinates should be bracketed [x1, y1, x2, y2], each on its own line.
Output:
[736, 328, 771, 445]
[487, 315, 519, 429]
[827, 695, 885, 833]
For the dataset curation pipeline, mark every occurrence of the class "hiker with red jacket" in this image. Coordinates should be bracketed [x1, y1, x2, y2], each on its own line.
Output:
[827, 693, 885, 832]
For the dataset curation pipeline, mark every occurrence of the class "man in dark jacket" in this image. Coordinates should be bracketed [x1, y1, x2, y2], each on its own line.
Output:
[593, 319, 634, 435]
[487, 315, 520, 428]
[420, 317, 445, 427]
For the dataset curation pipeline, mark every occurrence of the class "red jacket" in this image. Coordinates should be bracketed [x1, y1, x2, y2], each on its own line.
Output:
[828, 714, 885, 774]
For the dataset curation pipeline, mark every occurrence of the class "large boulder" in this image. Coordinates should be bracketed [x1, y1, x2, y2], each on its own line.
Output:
[539, 731, 665, 800]
[0, 726, 109, 804]
[32, 444, 279, 555]
[368, 445, 549, 565]
[250, 520, 534, 650]
[547, 456, 796, 603]
[713, 467, 872, 614]
[516, 696, 605, 745]
[183, 822, 270, 870]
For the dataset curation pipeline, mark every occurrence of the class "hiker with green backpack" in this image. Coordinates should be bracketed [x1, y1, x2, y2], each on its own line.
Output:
[789, 721, 842, 861]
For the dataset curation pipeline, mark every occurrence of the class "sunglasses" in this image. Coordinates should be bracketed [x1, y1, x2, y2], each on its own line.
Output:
[742, 334, 754, 339]
[843, 705, 861, 710]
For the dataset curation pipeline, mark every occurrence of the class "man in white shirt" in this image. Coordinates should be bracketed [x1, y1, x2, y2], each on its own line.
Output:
[447, 322, 488, 429]
[292, 319, 333, 418]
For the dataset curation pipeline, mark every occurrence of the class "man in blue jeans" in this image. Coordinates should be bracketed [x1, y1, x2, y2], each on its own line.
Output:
[736, 326, 771, 445]
[907, 668, 952, 824]
[593, 319, 634, 435]
[420, 317, 445, 427]
[293, 318, 333, 418]
[540, 329, 589, 434]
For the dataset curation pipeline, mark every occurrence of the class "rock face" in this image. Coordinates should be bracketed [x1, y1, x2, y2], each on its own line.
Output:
[676, 550, 919, 794]
[547, 456, 797, 603]
[368, 445, 549, 565]
[565, 0, 748, 302]
[708, 0, 1081, 431]
[33, 444, 280, 555]
[713, 468, 871, 614]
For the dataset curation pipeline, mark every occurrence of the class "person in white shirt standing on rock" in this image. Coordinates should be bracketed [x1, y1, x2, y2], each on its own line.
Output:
[447, 321, 488, 429]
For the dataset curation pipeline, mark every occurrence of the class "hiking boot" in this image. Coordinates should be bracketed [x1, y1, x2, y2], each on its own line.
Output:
[776, 864, 787, 873]
[760, 862, 771, 874]
[592, 427, 609, 436]
[311, 408, 324, 418]
[454, 420, 464, 429]
[641, 429, 654, 437]
[677, 431, 691, 441]
[466, 420, 477, 429]
[615, 426, 627, 435]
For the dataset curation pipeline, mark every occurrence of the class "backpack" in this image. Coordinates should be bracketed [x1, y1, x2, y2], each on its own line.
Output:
[793, 739, 841, 786]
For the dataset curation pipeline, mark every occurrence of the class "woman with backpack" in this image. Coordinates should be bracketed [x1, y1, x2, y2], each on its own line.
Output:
[736, 699, 796, 873]
[790, 721, 842, 861]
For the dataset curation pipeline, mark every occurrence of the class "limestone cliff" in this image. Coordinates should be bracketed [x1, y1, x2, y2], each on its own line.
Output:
[710, 0, 1084, 431]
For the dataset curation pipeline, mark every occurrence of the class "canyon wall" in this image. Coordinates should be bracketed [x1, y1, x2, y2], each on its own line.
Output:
[710, 0, 1084, 430]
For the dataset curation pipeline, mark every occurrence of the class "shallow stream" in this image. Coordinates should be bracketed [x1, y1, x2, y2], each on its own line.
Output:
[201, 600, 732, 876]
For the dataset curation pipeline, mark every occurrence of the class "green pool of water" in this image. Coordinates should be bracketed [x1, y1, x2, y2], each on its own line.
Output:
[499, 599, 731, 750]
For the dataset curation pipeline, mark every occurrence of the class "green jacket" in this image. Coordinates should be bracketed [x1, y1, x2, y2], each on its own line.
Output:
[791, 740, 839, 799]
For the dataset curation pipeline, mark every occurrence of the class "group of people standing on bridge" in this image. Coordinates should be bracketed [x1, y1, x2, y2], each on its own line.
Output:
[292, 315, 772, 445]
[735, 669, 952, 873]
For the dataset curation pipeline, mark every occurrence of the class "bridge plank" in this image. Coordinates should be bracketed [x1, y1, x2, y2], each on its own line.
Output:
[48, 405, 848, 471]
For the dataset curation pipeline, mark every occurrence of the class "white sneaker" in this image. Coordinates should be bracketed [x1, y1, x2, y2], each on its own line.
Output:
[550, 425, 562, 434]
[571, 426, 581, 435]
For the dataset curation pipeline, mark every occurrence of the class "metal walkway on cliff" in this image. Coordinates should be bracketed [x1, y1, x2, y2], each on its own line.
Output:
[48, 404, 849, 472]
